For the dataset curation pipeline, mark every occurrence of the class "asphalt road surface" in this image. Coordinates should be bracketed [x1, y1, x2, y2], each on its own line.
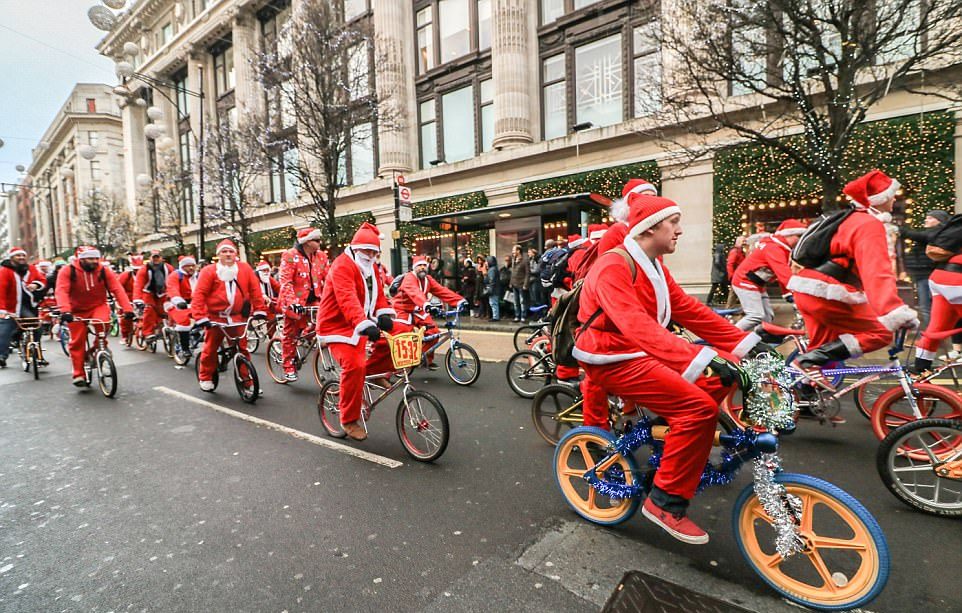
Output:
[0, 341, 959, 612]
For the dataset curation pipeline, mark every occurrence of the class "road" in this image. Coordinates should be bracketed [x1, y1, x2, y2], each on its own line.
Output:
[0, 336, 959, 613]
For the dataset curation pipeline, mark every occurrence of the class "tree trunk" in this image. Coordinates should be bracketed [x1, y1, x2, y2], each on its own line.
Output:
[821, 178, 843, 213]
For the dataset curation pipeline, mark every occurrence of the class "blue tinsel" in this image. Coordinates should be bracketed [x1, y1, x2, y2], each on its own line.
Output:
[586, 464, 642, 500]
[614, 416, 655, 455]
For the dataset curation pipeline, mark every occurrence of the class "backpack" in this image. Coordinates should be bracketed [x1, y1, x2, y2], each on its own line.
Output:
[549, 249, 636, 369]
[539, 248, 569, 288]
[791, 207, 856, 269]
[926, 214, 962, 261]
[388, 271, 408, 297]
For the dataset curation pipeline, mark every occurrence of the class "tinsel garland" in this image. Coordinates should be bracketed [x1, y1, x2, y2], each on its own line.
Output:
[740, 353, 797, 432]
[752, 453, 805, 559]
[587, 464, 642, 501]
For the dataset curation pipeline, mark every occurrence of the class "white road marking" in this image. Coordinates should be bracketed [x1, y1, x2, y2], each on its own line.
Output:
[153, 386, 403, 469]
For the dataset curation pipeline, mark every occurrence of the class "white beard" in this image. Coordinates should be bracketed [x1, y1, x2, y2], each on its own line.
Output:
[258, 271, 270, 283]
[216, 262, 238, 282]
[354, 253, 375, 278]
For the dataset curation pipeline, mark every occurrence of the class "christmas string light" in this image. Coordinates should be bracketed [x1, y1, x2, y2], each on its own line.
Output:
[519, 161, 661, 201]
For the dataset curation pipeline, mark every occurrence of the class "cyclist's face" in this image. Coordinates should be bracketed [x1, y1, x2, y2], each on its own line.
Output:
[415, 266, 427, 279]
[182, 264, 196, 275]
[646, 214, 683, 255]
[79, 258, 99, 272]
[219, 250, 237, 266]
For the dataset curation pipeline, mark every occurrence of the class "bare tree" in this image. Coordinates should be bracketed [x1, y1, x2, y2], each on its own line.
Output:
[79, 191, 136, 256]
[201, 117, 271, 258]
[253, 0, 391, 248]
[650, 0, 962, 205]
[145, 150, 192, 255]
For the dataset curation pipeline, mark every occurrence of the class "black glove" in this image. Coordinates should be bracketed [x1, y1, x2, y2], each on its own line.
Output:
[175, 301, 188, 310]
[122, 311, 135, 320]
[707, 357, 752, 392]
[61, 312, 74, 323]
[363, 325, 381, 342]
[783, 294, 795, 304]
[377, 314, 394, 332]
[747, 342, 779, 359]
[457, 301, 469, 313]
[251, 313, 267, 321]
[427, 305, 442, 317]
[290, 304, 305, 314]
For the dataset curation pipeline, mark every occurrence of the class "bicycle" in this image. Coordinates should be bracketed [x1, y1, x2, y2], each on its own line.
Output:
[506, 343, 555, 398]
[77, 318, 118, 398]
[553, 361, 890, 611]
[876, 417, 962, 517]
[7, 316, 45, 379]
[420, 309, 480, 386]
[513, 305, 551, 351]
[49, 310, 71, 356]
[265, 307, 332, 386]
[163, 320, 202, 366]
[317, 328, 450, 461]
[530, 383, 628, 445]
[245, 313, 277, 354]
[193, 321, 260, 404]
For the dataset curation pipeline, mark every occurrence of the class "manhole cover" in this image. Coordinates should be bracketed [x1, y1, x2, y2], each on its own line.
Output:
[602, 570, 754, 613]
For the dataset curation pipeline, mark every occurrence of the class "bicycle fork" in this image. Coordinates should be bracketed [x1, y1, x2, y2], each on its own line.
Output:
[896, 364, 924, 419]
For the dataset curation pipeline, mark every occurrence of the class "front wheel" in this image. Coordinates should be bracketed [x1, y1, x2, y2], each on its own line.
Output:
[265, 338, 287, 384]
[318, 380, 346, 438]
[59, 326, 71, 356]
[444, 342, 480, 386]
[732, 473, 889, 611]
[246, 320, 264, 354]
[163, 328, 176, 358]
[876, 418, 962, 516]
[233, 354, 259, 404]
[870, 382, 962, 440]
[396, 390, 449, 461]
[96, 351, 118, 398]
[30, 347, 39, 380]
[513, 324, 541, 351]
[505, 350, 553, 398]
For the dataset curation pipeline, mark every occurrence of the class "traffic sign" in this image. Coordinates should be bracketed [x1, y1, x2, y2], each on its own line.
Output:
[396, 174, 407, 186]
[399, 205, 413, 222]
[398, 186, 413, 206]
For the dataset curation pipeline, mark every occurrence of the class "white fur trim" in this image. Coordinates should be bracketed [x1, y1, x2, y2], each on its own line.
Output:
[928, 279, 962, 304]
[351, 243, 381, 252]
[839, 333, 863, 358]
[610, 198, 630, 224]
[395, 314, 413, 325]
[179, 257, 196, 267]
[375, 308, 396, 317]
[623, 237, 671, 327]
[786, 275, 867, 304]
[682, 346, 718, 383]
[568, 237, 588, 248]
[171, 296, 187, 306]
[163, 301, 174, 312]
[78, 249, 101, 259]
[355, 319, 376, 335]
[627, 206, 681, 238]
[572, 346, 648, 364]
[774, 228, 806, 237]
[878, 304, 918, 332]
[589, 230, 606, 240]
[298, 229, 322, 244]
[174, 324, 193, 332]
[867, 178, 901, 207]
[195, 317, 209, 325]
[6, 248, 26, 258]
[252, 310, 266, 317]
[317, 333, 362, 345]
[627, 182, 658, 197]
[915, 347, 936, 360]
[732, 332, 761, 358]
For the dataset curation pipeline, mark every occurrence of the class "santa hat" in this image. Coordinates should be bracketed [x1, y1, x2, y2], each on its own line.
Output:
[216, 239, 237, 254]
[625, 194, 681, 238]
[350, 222, 381, 252]
[149, 249, 161, 256]
[843, 170, 901, 209]
[37, 259, 51, 269]
[297, 227, 321, 244]
[774, 219, 807, 236]
[178, 255, 196, 268]
[6, 246, 26, 258]
[611, 179, 658, 224]
[255, 261, 271, 272]
[568, 234, 587, 248]
[76, 245, 102, 260]
[588, 224, 608, 241]
[412, 255, 429, 270]
[129, 255, 144, 269]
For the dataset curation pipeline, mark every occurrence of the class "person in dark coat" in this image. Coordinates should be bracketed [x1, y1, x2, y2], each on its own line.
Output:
[485, 255, 502, 321]
[509, 245, 530, 322]
[900, 209, 950, 322]
[706, 244, 729, 305]
[460, 258, 477, 307]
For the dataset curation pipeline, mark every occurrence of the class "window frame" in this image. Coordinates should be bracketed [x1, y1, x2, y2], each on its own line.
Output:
[418, 72, 492, 167]
[539, 0, 605, 26]
[541, 53, 568, 140]
[413, 0, 491, 77]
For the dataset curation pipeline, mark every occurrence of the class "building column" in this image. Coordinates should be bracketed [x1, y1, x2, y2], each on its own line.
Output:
[373, 0, 414, 175]
[121, 100, 149, 222]
[491, 0, 533, 149]
[231, 7, 262, 118]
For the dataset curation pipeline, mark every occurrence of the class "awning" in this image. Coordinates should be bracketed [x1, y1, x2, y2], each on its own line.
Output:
[410, 192, 611, 232]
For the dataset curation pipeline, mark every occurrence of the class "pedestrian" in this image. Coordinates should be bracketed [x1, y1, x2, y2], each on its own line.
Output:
[900, 209, 950, 323]
[474, 256, 488, 318]
[499, 256, 512, 315]
[706, 244, 729, 305]
[460, 258, 477, 307]
[510, 245, 529, 321]
[725, 236, 747, 308]
[527, 247, 542, 308]
[485, 255, 502, 321]
[429, 257, 443, 284]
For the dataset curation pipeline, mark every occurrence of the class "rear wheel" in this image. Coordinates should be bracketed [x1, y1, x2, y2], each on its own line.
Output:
[30, 347, 39, 380]
[96, 351, 118, 398]
[444, 342, 480, 386]
[265, 338, 287, 383]
[396, 390, 449, 461]
[870, 383, 962, 440]
[876, 418, 962, 516]
[163, 328, 177, 358]
[531, 384, 582, 446]
[246, 321, 264, 354]
[233, 354, 259, 404]
[506, 349, 553, 398]
[318, 380, 347, 438]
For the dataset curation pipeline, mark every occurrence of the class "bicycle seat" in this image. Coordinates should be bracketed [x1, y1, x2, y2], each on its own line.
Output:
[529, 305, 549, 315]
[761, 322, 805, 339]
[713, 307, 743, 316]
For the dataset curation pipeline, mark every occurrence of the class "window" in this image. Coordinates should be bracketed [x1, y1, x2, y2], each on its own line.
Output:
[633, 22, 662, 115]
[575, 34, 622, 128]
[283, 148, 299, 201]
[419, 99, 437, 168]
[174, 73, 190, 118]
[160, 22, 173, 46]
[573, 0, 600, 9]
[194, 0, 207, 16]
[280, 81, 295, 129]
[349, 123, 375, 185]
[90, 160, 101, 183]
[348, 43, 370, 101]
[442, 85, 475, 162]
[477, 0, 491, 51]
[179, 130, 195, 225]
[344, 0, 368, 20]
[439, 0, 471, 63]
[213, 45, 235, 96]
[479, 79, 494, 152]
[416, 7, 435, 74]
[85, 98, 97, 113]
[541, 0, 565, 25]
[542, 54, 566, 139]
[877, 0, 920, 63]
[88, 131, 99, 146]
[417, 0, 489, 73]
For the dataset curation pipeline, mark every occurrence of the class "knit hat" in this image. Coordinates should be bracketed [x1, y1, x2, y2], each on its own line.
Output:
[927, 210, 951, 224]
[297, 227, 321, 244]
[774, 219, 807, 236]
[626, 194, 681, 238]
[350, 222, 381, 252]
[76, 245, 101, 260]
[149, 249, 161, 256]
[588, 224, 608, 241]
[216, 239, 237, 254]
[129, 255, 144, 269]
[567, 234, 587, 248]
[412, 255, 429, 269]
[178, 255, 196, 268]
[255, 260, 271, 272]
[612, 179, 658, 224]
[843, 170, 900, 209]
[6, 246, 26, 258]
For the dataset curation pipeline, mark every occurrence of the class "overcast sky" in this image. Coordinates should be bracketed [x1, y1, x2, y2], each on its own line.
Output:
[0, 0, 116, 187]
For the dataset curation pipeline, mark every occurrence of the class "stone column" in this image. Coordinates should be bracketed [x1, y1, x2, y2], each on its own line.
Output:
[231, 7, 262, 118]
[373, 0, 414, 175]
[121, 99, 149, 220]
[491, 0, 533, 149]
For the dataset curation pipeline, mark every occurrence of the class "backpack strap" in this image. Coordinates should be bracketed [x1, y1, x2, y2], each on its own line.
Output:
[576, 248, 638, 336]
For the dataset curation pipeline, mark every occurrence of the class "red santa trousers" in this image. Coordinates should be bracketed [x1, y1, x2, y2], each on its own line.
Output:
[140, 296, 166, 338]
[282, 316, 310, 375]
[328, 340, 396, 425]
[198, 324, 250, 382]
[916, 294, 962, 356]
[119, 307, 134, 339]
[167, 307, 192, 331]
[794, 293, 892, 355]
[582, 357, 730, 500]
[67, 304, 111, 378]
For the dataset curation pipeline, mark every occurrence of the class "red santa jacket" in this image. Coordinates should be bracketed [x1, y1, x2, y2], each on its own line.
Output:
[0, 263, 46, 316]
[191, 262, 266, 325]
[278, 246, 328, 320]
[134, 263, 174, 301]
[575, 223, 630, 281]
[393, 272, 466, 325]
[787, 208, 915, 331]
[259, 275, 281, 312]
[573, 239, 759, 382]
[55, 261, 133, 315]
[166, 268, 196, 310]
[731, 235, 793, 294]
[117, 270, 136, 297]
[726, 248, 746, 280]
[315, 250, 395, 346]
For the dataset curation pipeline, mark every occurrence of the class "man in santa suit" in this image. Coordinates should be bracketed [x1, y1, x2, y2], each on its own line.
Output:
[393, 255, 467, 369]
[574, 193, 763, 544]
[0, 247, 47, 369]
[191, 239, 267, 392]
[55, 246, 135, 386]
[255, 261, 281, 338]
[133, 250, 174, 343]
[117, 256, 142, 344]
[166, 255, 198, 362]
[315, 222, 396, 441]
[790, 170, 919, 367]
[731, 219, 807, 331]
[278, 228, 328, 383]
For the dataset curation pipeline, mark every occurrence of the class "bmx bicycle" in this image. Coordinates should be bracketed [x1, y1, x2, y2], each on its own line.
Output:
[4, 315, 46, 379]
[193, 321, 260, 404]
[420, 308, 480, 386]
[76, 318, 118, 398]
[265, 307, 335, 386]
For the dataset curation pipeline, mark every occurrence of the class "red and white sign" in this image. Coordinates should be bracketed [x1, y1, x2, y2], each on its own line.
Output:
[398, 186, 413, 206]
[396, 174, 407, 186]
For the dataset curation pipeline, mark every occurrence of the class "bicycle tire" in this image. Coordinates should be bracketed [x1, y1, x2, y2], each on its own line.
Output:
[246, 322, 262, 354]
[20, 340, 30, 373]
[195, 351, 219, 390]
[876, 418, 962, 516]
[513, 324, 541, 351]
[870, 382, 962, 440]
[531, 384, 582, 446]
[234, 354, 259, 404]
[732, 472, 889, 611]
[312, 347, 338, 388]
[318, 379, 347, 438]
[853, 375, 900, 420]
[96, 351, 118, 398]
[163, 329, 176, 358]
[30, 347, 38, 380]
[396, 389, 449, 461]
[505, 349, 553, 399]
[444, 342, 480, 386]
[265, 338, 287, 384]
[59, 327, 70, 356]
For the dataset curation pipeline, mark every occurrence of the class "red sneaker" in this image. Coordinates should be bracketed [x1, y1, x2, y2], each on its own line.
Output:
[641, 498, 709, 545]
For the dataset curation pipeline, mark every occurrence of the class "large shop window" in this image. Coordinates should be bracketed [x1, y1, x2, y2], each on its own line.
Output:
[480, 79, 494, 152]
[439, 0, 471, 63]
[419, 99, 438, 168]
[442, 85, 475, 163]
[575, 34, 623, 128]
[350, 123, 375, 185]
[542, 54, 566, 139]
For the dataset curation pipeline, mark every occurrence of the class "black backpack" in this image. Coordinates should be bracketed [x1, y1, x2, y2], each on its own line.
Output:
[388, 272, 408, 298]
[539, 248, 569, 288]
[791, 208, 856, 269]
[928, 214, 962, 254]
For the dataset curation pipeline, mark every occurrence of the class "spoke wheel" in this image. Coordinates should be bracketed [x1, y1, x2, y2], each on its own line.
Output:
[444, 343, 480, 386]
[59, 327, 71, 356]
[265, 338, 287, 384]
[96, 351, 118, 398]
[513, 324, 541, 351]
[877, 418, 962, 516]
[553, 427, 640, 525]
[505, 349, 552, 398]
[318, 380, 347, 438]
[233, 354, 259, 404]
[30, 347, 39, 380]
[854, 375, 900, 420]
[531, 384, 582, 445]
[246, 321, 263, 354]
[733, 473, 889, 611]
[396, 390, 449, 461]
[163, 328, 176, 358]
[870, 383, 962, 441]
[312, 347, 338, 388]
